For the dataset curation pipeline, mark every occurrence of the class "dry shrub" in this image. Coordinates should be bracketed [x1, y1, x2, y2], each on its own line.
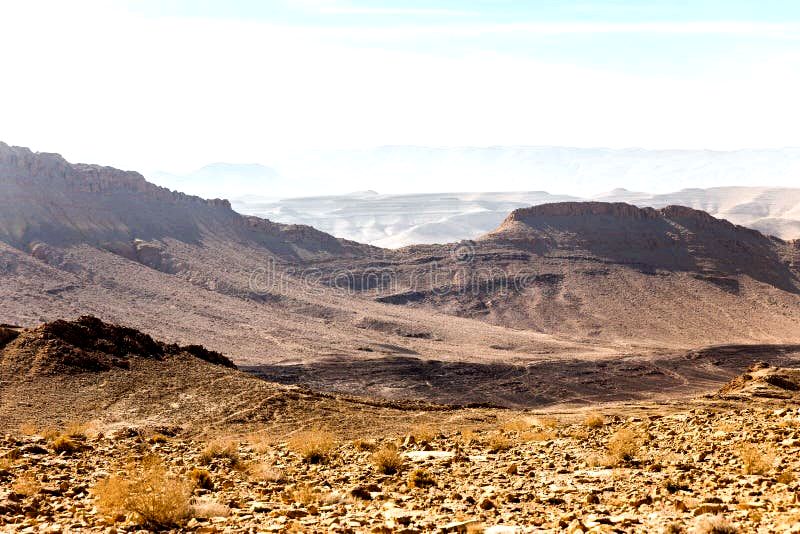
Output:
[352, 438, 377, 452]
[409, 424, 437, 443]
[407, 468, 436, 489]
[200, 439, 241, 466]
[486, 433, 512, 453]
[247, 462, 286, 483]
[694, 515, 739, 534]
[371, 445, 404, 475]
[190, 468, 214, 490]
[12, 473, 40, 496]
[64, 421, 91, 439]
[93, 458, 193, 529]
[190, 496, 230, 518]
[584, 412, 605, 428]
[501, 417, 532, 433]
[662, 523, 685, 534]
[52, 435, 79, 454]
[738, 443, 774, 475]
[607, 428, 641, 464]
[533, 417, 559, 429]
[288, 430, 336, 464]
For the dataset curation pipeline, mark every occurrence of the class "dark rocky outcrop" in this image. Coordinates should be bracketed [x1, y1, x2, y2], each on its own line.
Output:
[0, 315, 235, 375]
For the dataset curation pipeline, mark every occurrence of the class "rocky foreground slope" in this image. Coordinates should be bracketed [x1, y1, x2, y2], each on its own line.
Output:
[2, 321, 800, 532]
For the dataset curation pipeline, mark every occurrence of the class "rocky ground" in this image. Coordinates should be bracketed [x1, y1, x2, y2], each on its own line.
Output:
[2, 394, 800, 533]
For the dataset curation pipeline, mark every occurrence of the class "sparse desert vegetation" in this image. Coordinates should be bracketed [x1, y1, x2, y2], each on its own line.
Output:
[737, 443, 774, 475]
[1, 400, 800, 531]
[371, 444, 404, 475]
[584, 411, 605, 428]
[288, 429, 337, 464]
[199, 439, 241, 467]
[607, 427, 643, 465]
[93, 456, 194, 530]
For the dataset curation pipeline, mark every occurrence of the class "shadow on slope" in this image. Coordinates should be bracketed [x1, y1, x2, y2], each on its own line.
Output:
[243, 344, 800, 408]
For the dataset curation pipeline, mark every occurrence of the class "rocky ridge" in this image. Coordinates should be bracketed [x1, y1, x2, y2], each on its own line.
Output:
[0, 142, 368, 260]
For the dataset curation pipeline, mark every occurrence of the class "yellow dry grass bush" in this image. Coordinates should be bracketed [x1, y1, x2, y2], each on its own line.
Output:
[93, 458, 193, 530]
[533, 417, 559, 429]
[371, 445, 404, 475]
[288, 430, 336, 464]
[500, 417, 532, 433]
[51, 435, 79, 454]
[486, 433, 512, 453]
[199, 439, 241, 466]
[352, 438, 378, 452]
[738, 443, 774, 475]
[584, 412, 605, 429]
[64, 420, 91, 438]
[247, 461, 286, 483]
[607, 427, 642, 465]
[407, 468, 436, 489]
[409, 423, 437, 443]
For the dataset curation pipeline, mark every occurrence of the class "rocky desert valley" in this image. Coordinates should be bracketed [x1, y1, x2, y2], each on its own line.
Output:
[2, 139, 800, 534]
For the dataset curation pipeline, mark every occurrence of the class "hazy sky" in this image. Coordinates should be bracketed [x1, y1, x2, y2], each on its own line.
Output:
[2, 0, 800, 174]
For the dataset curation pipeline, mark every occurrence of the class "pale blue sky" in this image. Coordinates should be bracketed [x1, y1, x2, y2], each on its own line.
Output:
[1, 0, 799, 173]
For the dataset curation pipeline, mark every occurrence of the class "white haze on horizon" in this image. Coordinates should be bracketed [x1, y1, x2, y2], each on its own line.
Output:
[147, 146, 800, 200]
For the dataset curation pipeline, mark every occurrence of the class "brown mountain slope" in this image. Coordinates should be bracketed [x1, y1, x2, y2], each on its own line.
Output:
[3, 142, 800, 407]
[320, 202, 800, 347]
[0, 142, 370, 261]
